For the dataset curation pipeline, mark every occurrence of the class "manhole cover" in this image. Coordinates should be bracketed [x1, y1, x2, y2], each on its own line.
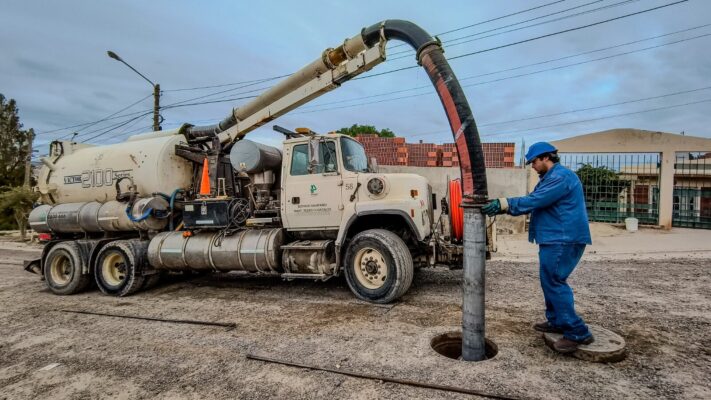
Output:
[542, 324, 627, 363]
[430, 331, 498, 361]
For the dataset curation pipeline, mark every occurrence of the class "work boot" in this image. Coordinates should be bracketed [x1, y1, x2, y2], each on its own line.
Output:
[533, 321, 563, 333]
[552, 335, 595, 354]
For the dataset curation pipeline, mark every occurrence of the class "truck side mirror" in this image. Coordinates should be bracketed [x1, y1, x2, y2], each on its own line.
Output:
[368, 157, 378, 173]
[307, 138, 320, 174]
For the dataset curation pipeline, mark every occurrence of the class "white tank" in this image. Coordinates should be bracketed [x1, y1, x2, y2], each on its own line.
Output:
[37, 131, 193, 204]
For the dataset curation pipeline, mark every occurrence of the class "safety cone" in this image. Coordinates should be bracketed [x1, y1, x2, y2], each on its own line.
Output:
[199, 157, 211, 197]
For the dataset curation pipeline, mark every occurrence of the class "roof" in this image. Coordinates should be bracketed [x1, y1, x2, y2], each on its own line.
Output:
[551, 129, 711, 153]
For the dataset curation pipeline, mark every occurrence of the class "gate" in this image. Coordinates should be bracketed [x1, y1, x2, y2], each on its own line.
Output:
[559, 153, 660, 225]
[673, 152, 711, 229]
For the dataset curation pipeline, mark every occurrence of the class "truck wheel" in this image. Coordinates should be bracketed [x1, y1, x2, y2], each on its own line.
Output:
[43, 242, 91, 295]
[344, 229, 413, 304]
[94, 241, 146, 297]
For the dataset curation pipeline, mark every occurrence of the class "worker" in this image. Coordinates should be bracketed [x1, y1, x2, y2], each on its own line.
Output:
[482, 142, 594, 353]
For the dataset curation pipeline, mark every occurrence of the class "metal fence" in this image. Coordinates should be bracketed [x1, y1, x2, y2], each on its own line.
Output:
[673, 151, 711, 229]
[559, 153, 660, 225]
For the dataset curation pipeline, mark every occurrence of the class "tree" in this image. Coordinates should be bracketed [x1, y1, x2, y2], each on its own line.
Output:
[1, 94, 37, 235]
[575, 163, 629, 202]
[336, 124, 395, 138]
[0, 187, 38, 240]
[0, 94, 34, 187]
[575, 163, 630, 222]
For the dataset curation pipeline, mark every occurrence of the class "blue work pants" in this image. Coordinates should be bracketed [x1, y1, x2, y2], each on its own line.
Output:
[539, 243, 591, 342]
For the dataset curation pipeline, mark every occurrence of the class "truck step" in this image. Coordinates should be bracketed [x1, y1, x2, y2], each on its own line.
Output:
[280, 273, 332, 282]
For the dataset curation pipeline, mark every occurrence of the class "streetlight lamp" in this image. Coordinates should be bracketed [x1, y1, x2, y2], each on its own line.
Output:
[107, 50, 161, 131]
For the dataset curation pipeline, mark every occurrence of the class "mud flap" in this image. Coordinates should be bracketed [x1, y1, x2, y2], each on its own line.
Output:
[23, 258, 42, 275]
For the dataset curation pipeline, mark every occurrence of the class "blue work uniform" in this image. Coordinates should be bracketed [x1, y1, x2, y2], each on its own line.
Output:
[506, 163, 592, 342]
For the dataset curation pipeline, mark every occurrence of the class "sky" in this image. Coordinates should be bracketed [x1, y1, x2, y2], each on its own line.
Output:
[2, 0, 710, 160]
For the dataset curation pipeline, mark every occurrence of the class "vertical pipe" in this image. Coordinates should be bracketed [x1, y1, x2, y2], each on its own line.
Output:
[461, 204, 487, 361]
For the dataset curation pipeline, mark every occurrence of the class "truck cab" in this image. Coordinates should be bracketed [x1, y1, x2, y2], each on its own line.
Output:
[282, 133, 432, 243]
[280, 132, 435, 301]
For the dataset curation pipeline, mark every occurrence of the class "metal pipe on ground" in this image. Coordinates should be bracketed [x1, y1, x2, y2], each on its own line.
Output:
[246, 353, 530, 400]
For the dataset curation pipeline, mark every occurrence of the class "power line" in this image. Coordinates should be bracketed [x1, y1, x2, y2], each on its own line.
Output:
[37, 93, 152, 136]
[445, 0, 640, 51]
[388, 0, 567, 51]
[160, 79, 273, 108]
[297, 23, 711, 111]
[81, 111, 154, 143]
[162, 1, 566, 91]
[117, 0, 570, 114]
[163, 74, 289, 92]
[36, 80, 270, 138]
[388, 0, 613, 59]
[355, 0, 689, 80]
[294, 32, 711, 114]
[480, 86, 711, 128]
[482, 97, 711, 138]
[89, 97, 255, 144]
[449, 0, 688, 61]
[404, 85, 711, 140]
[32, 0, 691, 139]
[162, 95, 257, 110]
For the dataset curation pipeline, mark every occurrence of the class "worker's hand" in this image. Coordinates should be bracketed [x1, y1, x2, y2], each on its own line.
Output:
[482, 199, 504, 217]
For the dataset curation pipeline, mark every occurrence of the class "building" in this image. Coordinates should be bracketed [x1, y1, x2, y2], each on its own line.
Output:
[353, 134, 515, 168]
[548, 129, 711, 229]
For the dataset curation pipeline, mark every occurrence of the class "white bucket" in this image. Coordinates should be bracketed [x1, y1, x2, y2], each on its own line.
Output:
[625, 217, 638, 232]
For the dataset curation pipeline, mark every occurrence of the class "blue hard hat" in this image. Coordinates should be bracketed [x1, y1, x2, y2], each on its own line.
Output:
[525, 142, 557, 164]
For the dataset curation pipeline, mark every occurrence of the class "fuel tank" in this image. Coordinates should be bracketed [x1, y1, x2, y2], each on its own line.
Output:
[36, 130, 193, 204]
[147, 229, 285, 272]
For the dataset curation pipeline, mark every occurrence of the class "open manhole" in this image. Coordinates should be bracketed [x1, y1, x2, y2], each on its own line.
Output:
[431, 331, 498, 361]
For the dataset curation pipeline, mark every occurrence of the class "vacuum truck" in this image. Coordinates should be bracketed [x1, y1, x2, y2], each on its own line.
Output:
[25, 20, 490, 304]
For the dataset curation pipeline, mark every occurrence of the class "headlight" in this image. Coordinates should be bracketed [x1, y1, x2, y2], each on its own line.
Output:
[367, 177, 385, 195]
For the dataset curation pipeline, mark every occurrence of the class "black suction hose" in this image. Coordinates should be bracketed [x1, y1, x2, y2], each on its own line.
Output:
[363, 20, 488, 203]
[185, 20, 488, 202]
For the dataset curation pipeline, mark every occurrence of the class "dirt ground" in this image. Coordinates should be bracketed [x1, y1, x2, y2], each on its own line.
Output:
[0, 239, 709, 399]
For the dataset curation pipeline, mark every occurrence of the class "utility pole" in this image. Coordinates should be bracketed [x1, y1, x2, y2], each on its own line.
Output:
[153, 84, 161, 132]
[23, 129, 34, 188]
[107, 50, 161, 131]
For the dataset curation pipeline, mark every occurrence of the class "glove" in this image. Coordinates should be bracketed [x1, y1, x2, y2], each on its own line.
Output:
[482, 199, 505, 217]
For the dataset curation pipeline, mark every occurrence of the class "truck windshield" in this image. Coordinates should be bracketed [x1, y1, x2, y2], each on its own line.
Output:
[340, 137, 369, 172]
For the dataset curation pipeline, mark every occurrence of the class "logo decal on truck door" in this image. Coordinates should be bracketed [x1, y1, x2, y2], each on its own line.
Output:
[310, 184, 317, 195]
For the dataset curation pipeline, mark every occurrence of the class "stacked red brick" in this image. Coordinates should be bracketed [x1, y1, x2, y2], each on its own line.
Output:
[406, 141, 439, 167]
[353, 135, 515, 168]
[482, 143, 515, 168]
[354, 134, 407, 166]
[439, 143, 459, 167]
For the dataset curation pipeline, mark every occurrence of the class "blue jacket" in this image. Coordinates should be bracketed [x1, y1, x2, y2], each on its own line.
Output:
[507, 163, 592, 245]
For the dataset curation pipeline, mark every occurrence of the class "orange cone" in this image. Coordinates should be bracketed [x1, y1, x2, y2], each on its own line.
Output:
[199, 157, 211, 196]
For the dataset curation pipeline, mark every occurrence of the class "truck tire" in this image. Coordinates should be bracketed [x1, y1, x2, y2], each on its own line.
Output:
[43, 242, 91, 295]
[344, 229, 413, 304]
[94, 240, 147, 297]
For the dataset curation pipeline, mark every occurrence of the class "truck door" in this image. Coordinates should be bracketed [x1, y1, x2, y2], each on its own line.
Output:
[282, 140, 343, 230]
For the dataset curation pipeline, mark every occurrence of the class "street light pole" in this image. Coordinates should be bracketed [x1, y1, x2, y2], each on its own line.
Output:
[107, 50, 161, 131]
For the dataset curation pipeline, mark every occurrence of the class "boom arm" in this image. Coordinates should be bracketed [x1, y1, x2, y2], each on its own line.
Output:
[220, 37, 385, 144]
[186, 19, 488, 202]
